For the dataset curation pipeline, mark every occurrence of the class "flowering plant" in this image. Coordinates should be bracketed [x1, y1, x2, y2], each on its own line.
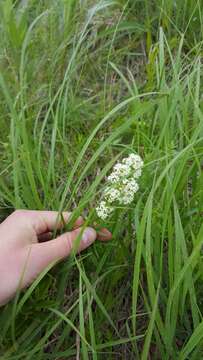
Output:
[96, 153, 143, 220]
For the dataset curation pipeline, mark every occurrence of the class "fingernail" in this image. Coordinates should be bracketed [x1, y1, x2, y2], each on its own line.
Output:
[82, 227, 96, 245]
[98, 231, 109, 237]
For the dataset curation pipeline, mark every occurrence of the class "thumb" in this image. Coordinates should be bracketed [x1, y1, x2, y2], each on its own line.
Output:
[27, 227, 96, 280]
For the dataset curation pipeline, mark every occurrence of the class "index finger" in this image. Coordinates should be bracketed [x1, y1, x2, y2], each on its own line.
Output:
[9, 210, 83, 235]
[31, 211, 84, 234]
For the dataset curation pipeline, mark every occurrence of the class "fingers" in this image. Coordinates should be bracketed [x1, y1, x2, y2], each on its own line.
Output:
[31, 211, 83, 234]
[97, 228, 112, 241]
[37, 227, 112, 243]
[8, 210, 83, 235]
[29, 227, 96, 273]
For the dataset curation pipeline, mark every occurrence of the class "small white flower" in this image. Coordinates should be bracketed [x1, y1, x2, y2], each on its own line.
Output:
[123, 153, 143, 172]
[96, 201, 113, 220]
[104, 187, 121, 203]
[119, 178, 139, 205]
[133, 168, 142, 178]
[120, 193, 134, 205]
[107, 173, 120, 183]
[114, 163, 131, 176]
[96, 153, 143, 220]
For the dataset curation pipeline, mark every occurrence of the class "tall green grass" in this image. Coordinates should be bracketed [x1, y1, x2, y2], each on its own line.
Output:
[0, 0, 202, 358]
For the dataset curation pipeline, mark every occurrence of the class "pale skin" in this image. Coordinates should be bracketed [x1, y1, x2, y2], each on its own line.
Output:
[0, 210, 111, 306]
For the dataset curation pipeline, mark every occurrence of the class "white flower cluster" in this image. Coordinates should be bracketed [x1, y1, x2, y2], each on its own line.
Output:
[96, 153, 143, 220]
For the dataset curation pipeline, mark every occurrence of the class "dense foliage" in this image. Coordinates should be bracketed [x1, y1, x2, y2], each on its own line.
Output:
[0, 0, 202, 358]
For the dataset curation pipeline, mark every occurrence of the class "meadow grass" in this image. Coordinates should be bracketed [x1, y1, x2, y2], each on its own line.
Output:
[0, 0, 203, 359]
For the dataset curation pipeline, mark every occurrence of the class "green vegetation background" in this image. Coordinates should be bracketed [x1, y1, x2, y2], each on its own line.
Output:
[0, 0, 203, 359]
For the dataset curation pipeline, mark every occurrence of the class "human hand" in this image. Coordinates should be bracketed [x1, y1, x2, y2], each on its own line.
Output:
[0, 210, 111, 306]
